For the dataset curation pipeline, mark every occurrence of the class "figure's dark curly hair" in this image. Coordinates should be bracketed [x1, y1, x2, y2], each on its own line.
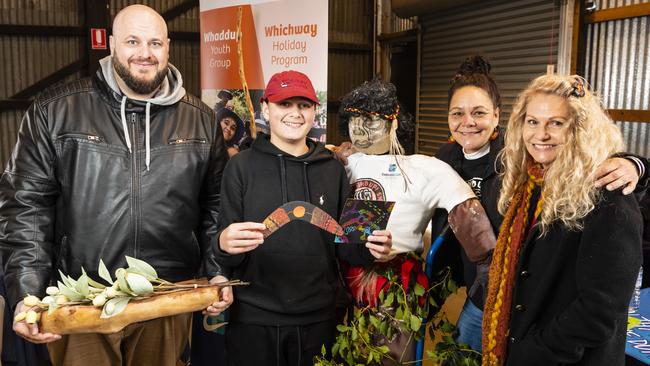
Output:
[339, 77, 415, 154]
[448, 55, 501, 110]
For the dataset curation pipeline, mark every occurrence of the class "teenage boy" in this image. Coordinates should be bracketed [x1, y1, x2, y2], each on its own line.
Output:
[214, 70, 392, 366]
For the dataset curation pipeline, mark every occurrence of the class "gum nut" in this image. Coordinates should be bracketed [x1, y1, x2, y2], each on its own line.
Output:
[105, 287, 117, 298]
[23, 295, 40, 307]
[45, 286, 60, 296]
[104, 301, 115, 314]
[115, 268, 126, 278]
[41, 296, 55, 305]
[56, 295, 69, 305]
[14, 311, 26, 322]
[92, 294, 107, 307]
[25, 310, 38, 324]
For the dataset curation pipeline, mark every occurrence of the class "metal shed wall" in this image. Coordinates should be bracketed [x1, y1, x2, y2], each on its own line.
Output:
[417, 0, 560, 155]
[0, 0, 83, 169]
[585, 0, 650, 156]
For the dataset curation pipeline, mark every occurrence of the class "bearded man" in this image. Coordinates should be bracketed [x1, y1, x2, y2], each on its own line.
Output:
[0, 5, 230, 366]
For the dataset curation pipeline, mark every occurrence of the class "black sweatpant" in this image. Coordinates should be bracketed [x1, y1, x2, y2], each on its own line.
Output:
[226, 320, 336, 366]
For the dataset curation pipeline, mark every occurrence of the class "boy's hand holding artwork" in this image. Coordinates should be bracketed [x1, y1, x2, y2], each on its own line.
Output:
[366, 229, 393, 262]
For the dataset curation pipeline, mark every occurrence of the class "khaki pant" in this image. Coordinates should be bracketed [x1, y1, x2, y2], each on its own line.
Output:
[47, 313, 191, 366]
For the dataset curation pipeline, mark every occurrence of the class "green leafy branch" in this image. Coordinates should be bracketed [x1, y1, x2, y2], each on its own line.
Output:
[17, 256, 245, 323]
[314, 265, 480, 366]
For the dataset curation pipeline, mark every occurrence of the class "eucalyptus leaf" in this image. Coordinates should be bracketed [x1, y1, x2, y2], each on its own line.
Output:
[100, 297, 131, 318]
[125, 256, 158, 280]
[98, 259, 113, 284]
[116, 269, 135, 296]
[57, 281, 84, 301]
[58, 270, 72, 287]
[125, 272, 153, 295]
[75, 272, 89, 297]
[87, 278, 106, 289]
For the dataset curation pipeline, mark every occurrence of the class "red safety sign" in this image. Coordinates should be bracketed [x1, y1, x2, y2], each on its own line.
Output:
[91, 28, 107, 50]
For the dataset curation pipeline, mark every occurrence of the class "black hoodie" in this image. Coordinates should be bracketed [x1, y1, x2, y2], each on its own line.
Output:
[214, 133, 373, 325]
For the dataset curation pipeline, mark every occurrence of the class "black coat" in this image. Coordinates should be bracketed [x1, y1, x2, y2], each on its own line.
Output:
[0, 70, 227, 307]
[432, 135, 503, 308]
[502, 190, 642, 366]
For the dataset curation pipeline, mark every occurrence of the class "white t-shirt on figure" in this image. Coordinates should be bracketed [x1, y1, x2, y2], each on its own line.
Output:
[345, 153, 475, 253]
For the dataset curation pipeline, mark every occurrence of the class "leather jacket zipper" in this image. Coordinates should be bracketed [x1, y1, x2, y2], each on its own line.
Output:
[168, 138, 206, 145]
[129, 112, 140, 258]
[56, 133, 103, 143]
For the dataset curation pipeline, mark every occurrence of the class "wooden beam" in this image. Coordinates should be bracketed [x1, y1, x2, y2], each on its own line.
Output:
[377, 29, 418, 43]
[0, 99, 31, 111]
[11, 59, 87, 100]
[0, 24, 84, 36]
[607, 109, 650, 123]
[570, 0, 585, 75]
[169, 31, 200, 42]
[585, 3, 650, 24]
[328, 42, 373, 52]
[83, 0, 110, 77]
[162, 0, 198, 22]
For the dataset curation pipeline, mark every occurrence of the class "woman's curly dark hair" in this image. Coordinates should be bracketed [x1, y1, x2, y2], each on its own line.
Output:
[448, 55, 501, 110]
[339, 77, 415, 154]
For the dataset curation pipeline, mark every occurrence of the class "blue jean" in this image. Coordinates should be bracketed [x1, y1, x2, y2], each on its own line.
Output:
[455, 299, 483, 352]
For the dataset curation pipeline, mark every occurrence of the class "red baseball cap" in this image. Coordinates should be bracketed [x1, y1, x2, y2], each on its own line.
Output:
[262, 70, 320, 104]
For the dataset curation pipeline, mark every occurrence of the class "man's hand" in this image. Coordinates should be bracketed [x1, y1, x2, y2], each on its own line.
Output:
[219, 222, 266, 255]
[594, 157, 639, 195]
[13, 300, 61, 344]
[330, 141, 357, 166]
[366, 230, 394, 262]
[203, 275, 234, 316]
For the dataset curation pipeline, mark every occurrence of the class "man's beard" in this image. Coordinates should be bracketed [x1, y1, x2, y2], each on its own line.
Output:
[113, 56, 168, 95]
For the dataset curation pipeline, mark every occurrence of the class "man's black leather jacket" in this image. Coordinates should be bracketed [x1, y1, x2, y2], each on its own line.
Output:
[0, 69, 227, 307]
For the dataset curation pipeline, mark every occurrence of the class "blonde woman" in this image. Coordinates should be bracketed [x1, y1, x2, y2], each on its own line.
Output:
[482, 74, 642, 366]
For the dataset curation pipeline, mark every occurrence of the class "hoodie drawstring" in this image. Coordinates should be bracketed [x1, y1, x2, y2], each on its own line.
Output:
[278, 155, 288, 203]
[277, 157, 313, 203]
[296, 325, 302, 365]
[276, 325, 281, 366]
[120, 96, 132, 153]
[302, 162, 311, 201]
[145, 102, 151, 171]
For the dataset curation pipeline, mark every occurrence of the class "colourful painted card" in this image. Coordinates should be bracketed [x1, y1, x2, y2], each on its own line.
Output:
[335, 199, 395, 244]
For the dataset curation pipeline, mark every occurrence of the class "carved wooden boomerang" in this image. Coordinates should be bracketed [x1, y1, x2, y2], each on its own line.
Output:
[261, 201, 344, 238]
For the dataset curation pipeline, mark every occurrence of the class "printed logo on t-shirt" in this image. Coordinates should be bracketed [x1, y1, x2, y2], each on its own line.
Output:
[382, 163, 401, 177]
[352, 178, 386, 201]
[466, 177, 482, 198]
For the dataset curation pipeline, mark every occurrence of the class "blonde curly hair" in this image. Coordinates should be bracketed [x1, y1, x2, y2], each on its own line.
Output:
[497, 74, 623, 233]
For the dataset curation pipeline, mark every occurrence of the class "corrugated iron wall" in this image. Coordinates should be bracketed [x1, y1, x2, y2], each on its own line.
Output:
[585, 0, 650, 156]
[327, 0, 374, 143]
[417, 0, 560, 155]
[0, 0, 83, 169]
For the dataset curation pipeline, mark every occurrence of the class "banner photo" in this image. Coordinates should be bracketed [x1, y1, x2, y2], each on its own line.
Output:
[199, 0, 329, 143]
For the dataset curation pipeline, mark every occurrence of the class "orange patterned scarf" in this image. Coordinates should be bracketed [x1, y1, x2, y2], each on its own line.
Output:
[482, 162, 545, 365]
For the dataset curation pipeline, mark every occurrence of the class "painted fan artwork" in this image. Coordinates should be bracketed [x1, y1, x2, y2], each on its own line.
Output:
[261, 201, 344, 238]
[335, 199, 395, 244]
